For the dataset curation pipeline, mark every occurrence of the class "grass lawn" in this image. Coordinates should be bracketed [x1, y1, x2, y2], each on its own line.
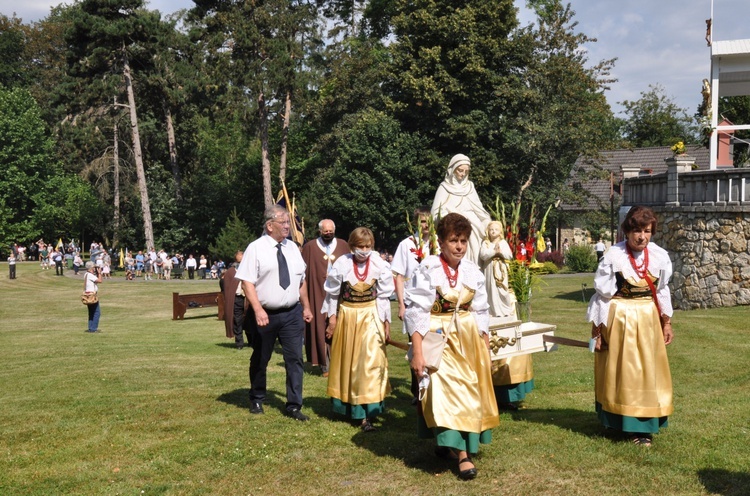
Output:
[1, 262, 748, 495]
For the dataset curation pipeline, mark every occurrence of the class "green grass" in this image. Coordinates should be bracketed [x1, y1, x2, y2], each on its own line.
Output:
[1, 263, 749, 495]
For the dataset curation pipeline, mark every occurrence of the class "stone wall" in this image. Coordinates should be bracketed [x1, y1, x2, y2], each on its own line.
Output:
[653, 205, 750, 310]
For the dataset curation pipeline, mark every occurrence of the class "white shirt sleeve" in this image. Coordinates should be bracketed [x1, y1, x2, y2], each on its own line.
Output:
[375, 258, 394, 322]
[321, 256, 345, 316]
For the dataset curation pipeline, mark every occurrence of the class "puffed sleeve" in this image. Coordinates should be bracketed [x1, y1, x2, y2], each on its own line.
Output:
[470, 285, 490, 334]
[376, 259, 395, 322]
[403, 261, 436, 337]
[321, 257, 345, 316]
[586, 262, 615, 326]
[651, 244, 674, 317]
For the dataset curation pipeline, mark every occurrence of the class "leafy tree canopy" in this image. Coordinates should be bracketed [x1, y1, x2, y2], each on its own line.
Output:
[619, 83, 698, 147]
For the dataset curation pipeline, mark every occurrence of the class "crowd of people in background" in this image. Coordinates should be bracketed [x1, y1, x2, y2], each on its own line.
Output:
[5, 238, 229, 283]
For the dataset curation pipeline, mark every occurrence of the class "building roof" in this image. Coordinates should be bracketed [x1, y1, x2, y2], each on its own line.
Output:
[712, 39, 750, 57]
[562, 145, 710, 211]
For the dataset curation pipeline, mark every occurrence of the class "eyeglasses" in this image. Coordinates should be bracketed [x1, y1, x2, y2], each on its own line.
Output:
[272, 219, 291, 226]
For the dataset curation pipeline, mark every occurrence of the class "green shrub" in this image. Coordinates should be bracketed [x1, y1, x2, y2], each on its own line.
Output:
[566, 244, 598, 272]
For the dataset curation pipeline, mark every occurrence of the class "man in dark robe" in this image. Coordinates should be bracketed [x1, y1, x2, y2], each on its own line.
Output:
[221, 251, 249, 349]
[301, 219, 350, 376]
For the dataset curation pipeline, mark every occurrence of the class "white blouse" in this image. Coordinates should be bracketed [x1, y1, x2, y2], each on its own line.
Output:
[404, 255, 489, 337]
[321, 253, 394, 322]
[586, 241, 673, 326]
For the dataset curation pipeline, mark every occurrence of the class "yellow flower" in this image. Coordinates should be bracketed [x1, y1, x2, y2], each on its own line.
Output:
[671, 141, 686, 156]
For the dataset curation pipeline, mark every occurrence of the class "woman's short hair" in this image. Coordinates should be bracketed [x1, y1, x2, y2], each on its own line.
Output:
[437, 213, 472, 240]
[621, 205, 657, 234]
[348, 227, 375, 248]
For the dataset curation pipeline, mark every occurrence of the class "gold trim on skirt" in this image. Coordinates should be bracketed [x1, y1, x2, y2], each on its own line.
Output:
[595, 297, 673, 418]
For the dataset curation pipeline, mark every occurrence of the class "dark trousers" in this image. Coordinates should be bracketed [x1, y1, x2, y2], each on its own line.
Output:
[9, 265, 16, 279]
[233, 298, 249, 345]
[248, 304, 305, 411]
[55, 260, 63, 275]
[188, 267, 195, 279]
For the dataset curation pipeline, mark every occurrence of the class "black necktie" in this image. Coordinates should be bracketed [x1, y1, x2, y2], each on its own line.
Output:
[277, 243, 290, 289]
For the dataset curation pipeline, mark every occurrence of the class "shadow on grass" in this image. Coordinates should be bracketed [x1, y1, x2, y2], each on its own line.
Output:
[508, 406, 628, 443]
[554, 289, 594, 304]
[173, 313, 220, 321]
[697, 469, 750, 496]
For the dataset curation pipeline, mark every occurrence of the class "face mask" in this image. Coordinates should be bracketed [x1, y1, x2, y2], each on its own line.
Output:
[354, 249, 372, 260]
[321, 233, 335, 242]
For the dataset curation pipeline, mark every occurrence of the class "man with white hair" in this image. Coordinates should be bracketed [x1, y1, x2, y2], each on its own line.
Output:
[236, 205, 314, 421]
[301, 219, 350, 376]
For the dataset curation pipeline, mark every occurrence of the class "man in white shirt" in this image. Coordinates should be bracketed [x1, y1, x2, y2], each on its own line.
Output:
[236, 205, 314, 421]
[391, 206, 432, 403]
[595, 239, 606, 261]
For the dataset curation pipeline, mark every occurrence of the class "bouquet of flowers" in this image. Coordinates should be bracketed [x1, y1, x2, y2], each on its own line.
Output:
[671, 141, 686, 156]
[405, 212, 438, 263]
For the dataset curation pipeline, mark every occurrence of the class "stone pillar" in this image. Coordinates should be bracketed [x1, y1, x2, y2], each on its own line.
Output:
[665, 155, 695, 205]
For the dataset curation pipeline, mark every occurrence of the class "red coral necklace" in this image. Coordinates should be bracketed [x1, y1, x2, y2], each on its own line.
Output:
[440, 254, 459, 288]
[353, 257, 370, 281]
[626, 244, 649, 279]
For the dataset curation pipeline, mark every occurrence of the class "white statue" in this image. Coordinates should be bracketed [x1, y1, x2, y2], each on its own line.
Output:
[431, 154, 491, 263]
[478, 220, 516, 318]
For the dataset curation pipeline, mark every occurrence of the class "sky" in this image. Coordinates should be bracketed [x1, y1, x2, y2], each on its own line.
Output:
[3, 0, 750, 117]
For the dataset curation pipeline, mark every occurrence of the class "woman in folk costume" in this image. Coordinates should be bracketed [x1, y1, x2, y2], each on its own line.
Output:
[405, 213, 499, 480]
[478, 221, 534, 410]
[323, 227, 394, 432]
[587, 206, 674, 447]
[431, 154, 491, 264]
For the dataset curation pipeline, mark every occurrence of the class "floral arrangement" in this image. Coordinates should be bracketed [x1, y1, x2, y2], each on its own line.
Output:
[405, 211, 438, 263]
[671, 141, 686, 156]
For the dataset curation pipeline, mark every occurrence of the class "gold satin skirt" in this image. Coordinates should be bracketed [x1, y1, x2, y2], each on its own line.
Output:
[492, 354, 534, 386]
[327, 300, 391, 405]
[595, 297, 673, 418]
[422, 310, 500, 433]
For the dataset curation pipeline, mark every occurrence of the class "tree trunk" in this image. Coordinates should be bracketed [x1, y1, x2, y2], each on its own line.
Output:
[164, 104, 182, 202]
[258, 91, 273, 207]
[516, 165, 537, 203]
[123, 50, 155, 250]
[113, 97, 120, 248]
[278, 88, 292, 184]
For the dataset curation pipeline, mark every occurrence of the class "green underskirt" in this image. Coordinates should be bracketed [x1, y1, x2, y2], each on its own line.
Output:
[417, 415, 492, 454]
[494, 379, 535, 403]
[596, 402, 668, 434]
[331, 398, 385, 420]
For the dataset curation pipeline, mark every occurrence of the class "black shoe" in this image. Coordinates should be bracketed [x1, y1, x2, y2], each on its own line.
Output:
[499, 402, 518, 411]
[249, 402, 264, 414]
[458, 456, 477, 480]
[285, 408, 309, 421]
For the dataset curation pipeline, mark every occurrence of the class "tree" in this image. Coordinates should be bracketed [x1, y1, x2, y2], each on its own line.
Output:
[0, 86, 98, 247]
[620, 84, 698, 147]
[190, 0, 320, 206]
[0, 15, 29, 88]
[385, 0, 617, 207]
[63, 0, 167, 250]
[496, 2, 618, 203]
[300, 108, 437, 250]
[209, 209, 255, 263]
[386, 0, 519, 159]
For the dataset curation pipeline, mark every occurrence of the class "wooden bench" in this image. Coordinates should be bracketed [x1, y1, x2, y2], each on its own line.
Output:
[172, 292, 225, 320]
